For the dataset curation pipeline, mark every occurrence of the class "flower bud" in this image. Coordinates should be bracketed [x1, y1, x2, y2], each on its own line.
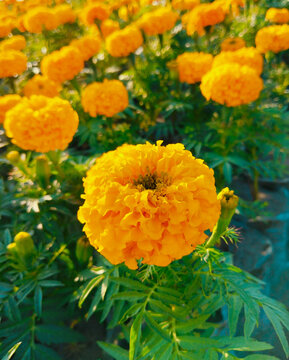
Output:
[217, 187, 239, 222]
[14, 232, 35, 261]
[76, 236, 93, 266]
[6, 150, 20, 164]
[7, 242, 18, 257]
[36, 155, 51, 189]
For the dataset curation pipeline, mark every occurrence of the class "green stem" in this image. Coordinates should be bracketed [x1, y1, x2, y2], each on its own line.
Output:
[205, 217, 228, 249]
[8, 77, 16, 93]
[70, 77, 81, 95]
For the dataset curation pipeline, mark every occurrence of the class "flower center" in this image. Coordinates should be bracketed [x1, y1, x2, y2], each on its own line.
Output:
[133, 170, 171, 191]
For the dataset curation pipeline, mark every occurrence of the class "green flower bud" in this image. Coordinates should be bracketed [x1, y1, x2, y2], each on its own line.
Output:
[14, 232, 35, 261]
[6, 150, 20, 164]
[36, 155, 51, 189]
[7, 242, 18, 257]
[76, 236, 93, 266]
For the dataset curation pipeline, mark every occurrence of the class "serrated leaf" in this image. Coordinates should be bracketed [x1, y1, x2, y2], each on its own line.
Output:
[244, 303, 257, 338]
[87, 286, 102, 320]
[120, 303, 143, 324]
[178, 336, 220, 351]
[144, 312, 170, 342]
[97, 341, 129, 360]
[244, 355, 280, 360]
[111, 291, 147, 301]
[1, 342, 21, 360]
[35, 325, 83, 345]
[129, 310, 144, 360]
[222, 337, 273, 352]
[34, 344, 62, 360]
[204, 349, 219, 360]
[228, 296, 243, 337]
[110, 277, 150, 292]
[79, 275, 105, 308]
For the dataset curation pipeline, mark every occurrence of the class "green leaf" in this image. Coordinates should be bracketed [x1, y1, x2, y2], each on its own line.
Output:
[243, 355, 280, 360]
[79, 275, 105, 308]
[35, 325, 83, 345]
[149, 299, 186, 321]
[223, 162, 232, 184]
[1, 342, 21, 360]
[34, 344, 62, 360]
[178, 336, 220, 351]
[157, 343, 173, 360]
[87, 286, 102, 320]
[244, 304, 257, 338]
[110, 277, 150, 292]
[129, 310, 144, 360]
[222, 337, 273, 352]
[97, 341, 129, 360]
[263, 305, 289, 358]
[228, 296, 243, 337]
[111, 291, 147, 301]
[120, 303, 143, 324]
[34, 286, 42, 318]
[136, 335, 166, 360]
[204, 349, 219, 360]
[144, 312, 171, 342]
[38, 280, 63, 288]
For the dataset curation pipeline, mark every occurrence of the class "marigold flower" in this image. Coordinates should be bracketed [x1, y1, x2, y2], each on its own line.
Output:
[265, 8, 289, 24]
[213, 47, 263, 75]
[216, 0, 244, 16]
[106, 25, 143, 57]
[53, 4, 76, 26]
[101, 19, 120, 38]
[118, 3, 140, 21]
[23, 75, 60, 97]
[0, 94, 21, 124]
[200, 63, 263, 107]
[82, 2, 111, 25]
[255, 25, 289, 53]
[186, 2, 226, 36]
[221, 37, 245, 51]
[4, 95, 79, 153]
[137, 7, 179, 36]
[0, 50, 27, 78]
[0, 17, 15, 38]
[41, 46, 84, 83]
[78, 141, 221, 269]
[172, 0, 199, 11]
[23, 6, 58, 33]
[176, 52, 213, 84]
[0, 35, 26, 52]
[81, 79, 128, 117]
[70, 35, 102, 61]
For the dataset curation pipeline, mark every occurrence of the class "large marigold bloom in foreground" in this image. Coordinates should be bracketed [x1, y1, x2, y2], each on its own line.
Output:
[0, 35, 26, 52]
[82, 2, 111, 25]
[23, 6, 58, 33]
[137, 7, 179, 36]
[200, 63, 263, 107]
[78, 142, 221, 269]
[23, 75, 60, 97]
[81, 79, 128, 117]
[172, 0, 199, 11]
[70, 35, 102, 61]
[4, 95, 79, 152]
[176, 52, 213, 84]
[221, 37, 245, 51]
[213, 47, 263, 75]
[0, 94, 21, 124]
[186, 2, 226, 36]
[266, 8, 289, 24]
[0, 50, 27, 78]
[41, 46, 84, 83]
[255, 25, 289, 53]
[106, 25, 143, 57]
[101, 19, 120, 38]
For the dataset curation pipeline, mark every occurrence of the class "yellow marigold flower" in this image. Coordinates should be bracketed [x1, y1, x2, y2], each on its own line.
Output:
[213, 47, 263, 75]
[82, 2, 111, 25]
[70, 35, 102, 61]
[101, 19, 120, 38]
[0, 18, 14, 38]
[0, 35, 26, 52]
[4, 95, 79, 152]
[176, 52, 213, 84]
[172, 0, 199, 11]
[0, 94, 21, 124]
[266, 8, 289, 24]
[118, 3, 140, 21]
[81, 79, 129, 117]
[106, 25, 143, 57]
[78, 141, 221, 269]
[23, 75, 60, 98]
[0, 50, 27, 78]
[200, 63, 263, 107]
[137, 7, 179, 36]
[216, 0, 244, 16]
[221, 37, 245, 51]
[186, 2, 226, 36]
[16, 15, 26, 33]
[41, 46, 84, 83]
[53, 4, 76, 26]
[255, 25, 289, 53]
[23, 6, 58, 33]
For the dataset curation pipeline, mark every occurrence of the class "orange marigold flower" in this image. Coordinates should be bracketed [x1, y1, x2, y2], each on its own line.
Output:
[137, 7, 179, 36]
[176, 52, 213, 84]
[213, 47, 263, 75]
[78, 141, 221, 269]
[82, 2, 111, 25]
[221, 37, 245, 51]
[0, 50, 27, 78]
[0, 94, 21, 124]
[106, 25, 143, 57]
[0, 18, 14, 38]
[216, 0, 244, 16]
[172, 0, 200, 11]
[266, 8, 289, 24]
[0, 35, 26, 52]
[118, 3, 140, 21]
[4, 95, 79, 152]
[53, 4, 76, 26]
[200, 63, 263, 107]
[23, 75, 60, 98]
[255, 25, 289, 53]
[81, 79, 128, 117]
[70, 35, 102, 61]
[100, 19, 120, 38]
[23, 6, 58, 33]
[186, 2, 226, 36]
[41, 46, 84, 83]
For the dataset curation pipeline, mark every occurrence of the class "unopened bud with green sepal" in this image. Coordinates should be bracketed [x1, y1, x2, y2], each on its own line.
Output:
[14, 232, 36, 263]
[76, 236, 93, 266]
[36, 155, 51, 189]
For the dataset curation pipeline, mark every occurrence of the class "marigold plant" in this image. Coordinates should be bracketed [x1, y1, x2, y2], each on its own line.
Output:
[81, 2, 111, 25]
[0, 94, 21, 123]
[0, 35, 26, 52]
[23, 75, 60, 98]
[100, 19, 120, 38]
[255, 24, 289, 53]
[81, 79, 129, 117]
[4, 95, 79, 152]
[176, 52, 213, 84]
[78, 141, 221, 269]
[41, 46, 84, 83]
[221, 37, 245, 51]
[106, 25, 143, 57]
[70, 35, 102, 61]
[0, 50, 27, 78]
[200, 63, 263, 107]
[265, 8, 289, 24]
[23, 6, 58, 33]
